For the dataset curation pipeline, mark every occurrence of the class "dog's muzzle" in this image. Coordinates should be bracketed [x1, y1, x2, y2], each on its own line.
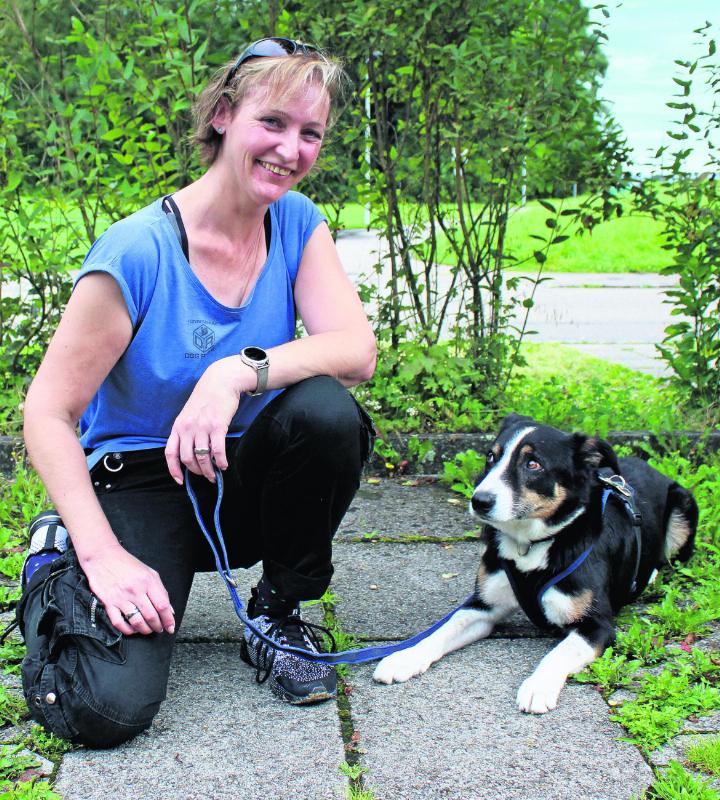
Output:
[471, 491, 495, 518]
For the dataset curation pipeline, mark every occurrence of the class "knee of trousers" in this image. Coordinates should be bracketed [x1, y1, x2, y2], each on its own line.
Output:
[279, 376, 368, 457]
[18, 560, 168, 749]
[23, 647, 163, 748]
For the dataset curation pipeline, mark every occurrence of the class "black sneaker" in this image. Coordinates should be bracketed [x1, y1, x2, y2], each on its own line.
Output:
[240, 607, 337, 705]
[22, 511, 69, 589]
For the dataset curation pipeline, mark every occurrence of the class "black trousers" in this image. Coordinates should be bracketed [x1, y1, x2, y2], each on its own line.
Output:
[18, 377, 374, 748]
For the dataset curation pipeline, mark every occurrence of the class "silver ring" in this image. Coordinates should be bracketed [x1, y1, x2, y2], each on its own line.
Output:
[193, 447, 211, 456]
[124, 607, 141, 621]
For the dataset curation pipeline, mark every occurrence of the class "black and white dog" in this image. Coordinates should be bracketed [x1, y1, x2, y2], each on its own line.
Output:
[374, 414, 698, 713]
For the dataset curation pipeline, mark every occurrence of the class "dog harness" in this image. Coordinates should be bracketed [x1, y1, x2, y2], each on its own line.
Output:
[499, 470, 644, 630]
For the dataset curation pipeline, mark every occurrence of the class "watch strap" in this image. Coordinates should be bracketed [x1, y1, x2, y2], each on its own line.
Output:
[249, 363, 268, 396]
[240, 347, 269, 397]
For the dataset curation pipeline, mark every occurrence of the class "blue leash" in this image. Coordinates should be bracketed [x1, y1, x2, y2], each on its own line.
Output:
[184, 467, 473, 665]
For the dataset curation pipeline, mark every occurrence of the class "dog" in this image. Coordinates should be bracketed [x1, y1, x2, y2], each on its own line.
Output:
[373, 413, 698, 713]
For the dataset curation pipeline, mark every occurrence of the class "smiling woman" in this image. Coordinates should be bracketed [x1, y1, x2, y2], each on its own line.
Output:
[19, 38, 376, 747]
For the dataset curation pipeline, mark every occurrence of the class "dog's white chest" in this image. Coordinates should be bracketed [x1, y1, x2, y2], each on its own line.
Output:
[497, 535, 551, 572]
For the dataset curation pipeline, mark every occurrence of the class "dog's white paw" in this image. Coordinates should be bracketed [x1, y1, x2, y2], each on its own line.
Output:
[516, 674, 562, 714]
[373, 649, 432, 684]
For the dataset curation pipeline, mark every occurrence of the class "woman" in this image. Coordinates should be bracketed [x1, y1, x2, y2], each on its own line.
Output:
[19, 38, 376, 748]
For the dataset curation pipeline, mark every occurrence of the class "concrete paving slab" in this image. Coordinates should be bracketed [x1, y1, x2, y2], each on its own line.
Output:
[349, 644, 654, 800]
[54, 643, 347, 800]
[338, 478, 477, 541]
[331, 541, 542, 640]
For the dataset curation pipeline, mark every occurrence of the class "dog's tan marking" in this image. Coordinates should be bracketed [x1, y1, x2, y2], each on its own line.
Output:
[542, 587, 594, 627]
[665, 510, 692, 559]
[521, 485, 568, 519]
[474, 561, 488, 595]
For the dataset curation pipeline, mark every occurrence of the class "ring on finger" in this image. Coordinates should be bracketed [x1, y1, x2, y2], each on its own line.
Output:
[193, 447, 211, 456]
[124, 606, 142, 622]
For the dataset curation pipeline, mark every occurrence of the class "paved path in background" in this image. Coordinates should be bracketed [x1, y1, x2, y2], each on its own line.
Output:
[336, 229, 675, 375]
[31, 479, 718, 800]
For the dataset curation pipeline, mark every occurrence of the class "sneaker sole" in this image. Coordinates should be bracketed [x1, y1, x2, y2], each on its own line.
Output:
[240, 640, 336, 705]
[270, 678, 336, 705]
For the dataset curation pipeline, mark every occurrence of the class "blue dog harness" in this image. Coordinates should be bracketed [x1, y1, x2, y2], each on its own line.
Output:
[185, 468, 473, 665]
[500, 470, 643, 629]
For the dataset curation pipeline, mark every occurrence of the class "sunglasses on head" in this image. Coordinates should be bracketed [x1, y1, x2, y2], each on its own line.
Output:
[226, 37, 320, 84]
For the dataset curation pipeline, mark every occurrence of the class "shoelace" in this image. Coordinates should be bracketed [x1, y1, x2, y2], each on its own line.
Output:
[251, 614, 336, 684]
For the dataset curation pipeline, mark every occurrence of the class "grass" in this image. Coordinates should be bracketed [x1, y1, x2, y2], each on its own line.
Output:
[688, 737, 720, 778]
[503, 199, 666, 273]
[362, 340, 714, 440]
[321, 193, 668, 273]
[506, 342, 700, 435]
[639, 760, 720, 800]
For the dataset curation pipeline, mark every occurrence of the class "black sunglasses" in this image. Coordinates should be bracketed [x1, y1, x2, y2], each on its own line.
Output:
[226, 38, 320, 84]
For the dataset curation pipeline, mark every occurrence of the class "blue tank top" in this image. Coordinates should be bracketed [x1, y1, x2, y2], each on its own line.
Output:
[75, 192, 325, 468]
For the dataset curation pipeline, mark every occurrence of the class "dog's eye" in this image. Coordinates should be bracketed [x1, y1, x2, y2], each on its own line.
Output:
[526, 458, 542, 471]
[486, 451, 495, 465]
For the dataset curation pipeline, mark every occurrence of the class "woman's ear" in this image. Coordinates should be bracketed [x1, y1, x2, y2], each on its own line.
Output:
[211, 97, 232, 132]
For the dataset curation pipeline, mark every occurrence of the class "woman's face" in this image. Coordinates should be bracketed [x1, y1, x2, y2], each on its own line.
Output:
[214, 82, 329, 207]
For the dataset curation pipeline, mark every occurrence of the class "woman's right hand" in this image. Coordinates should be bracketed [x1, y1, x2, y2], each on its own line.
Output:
[79, 543, 176, 637]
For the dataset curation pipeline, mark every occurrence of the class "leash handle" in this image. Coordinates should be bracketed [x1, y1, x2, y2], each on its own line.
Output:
[184, 467, 474, 665]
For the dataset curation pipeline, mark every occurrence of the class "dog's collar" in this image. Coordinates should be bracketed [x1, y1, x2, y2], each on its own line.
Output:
[502, 505, 587, 557]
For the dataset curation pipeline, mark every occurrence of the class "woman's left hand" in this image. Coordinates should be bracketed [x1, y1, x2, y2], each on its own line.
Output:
[165, 359, 243, 483]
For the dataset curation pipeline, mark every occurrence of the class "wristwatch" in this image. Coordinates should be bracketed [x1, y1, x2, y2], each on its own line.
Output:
[239, 346, 270, 396]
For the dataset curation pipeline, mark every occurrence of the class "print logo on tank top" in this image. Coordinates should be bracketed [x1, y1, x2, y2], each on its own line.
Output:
[186, 321, 216, 358]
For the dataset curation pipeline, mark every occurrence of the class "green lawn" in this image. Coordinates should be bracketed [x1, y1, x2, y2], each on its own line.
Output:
[321, 196, 668, 274]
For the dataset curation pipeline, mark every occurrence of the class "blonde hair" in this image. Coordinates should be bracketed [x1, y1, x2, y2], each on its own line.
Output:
[192, 48, 348, 165]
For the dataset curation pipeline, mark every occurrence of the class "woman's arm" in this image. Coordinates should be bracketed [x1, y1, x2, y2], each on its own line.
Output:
[165, 222, 376, 482]
[24, 273, 175, 636]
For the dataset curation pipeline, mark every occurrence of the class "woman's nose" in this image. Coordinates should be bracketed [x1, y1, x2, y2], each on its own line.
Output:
[275, 130, 300, 162]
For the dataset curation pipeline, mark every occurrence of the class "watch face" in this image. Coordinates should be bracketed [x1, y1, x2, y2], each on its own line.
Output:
[243, 346, 267, 362]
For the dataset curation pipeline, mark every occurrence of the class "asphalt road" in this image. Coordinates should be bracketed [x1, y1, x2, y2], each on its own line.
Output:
[336, 229, 675, 375]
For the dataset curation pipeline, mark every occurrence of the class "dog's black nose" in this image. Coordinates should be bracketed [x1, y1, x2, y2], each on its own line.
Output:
[471, 491, 495, 516]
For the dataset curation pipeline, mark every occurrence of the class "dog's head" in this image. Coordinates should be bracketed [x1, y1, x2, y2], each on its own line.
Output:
[471, 414, 618, 543]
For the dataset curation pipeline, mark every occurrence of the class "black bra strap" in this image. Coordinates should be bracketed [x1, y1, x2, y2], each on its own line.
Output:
[162, 195, 271, 258]
[162, 195, 189, 260]
[263, 207, 271, 250]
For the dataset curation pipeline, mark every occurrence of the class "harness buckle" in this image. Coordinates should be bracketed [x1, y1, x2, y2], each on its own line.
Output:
[599, 473, 632, 497]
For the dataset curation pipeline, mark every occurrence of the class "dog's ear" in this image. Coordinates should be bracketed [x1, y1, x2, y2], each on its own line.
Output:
[499, 413, 535, 435]
[573, 434, 620, 473]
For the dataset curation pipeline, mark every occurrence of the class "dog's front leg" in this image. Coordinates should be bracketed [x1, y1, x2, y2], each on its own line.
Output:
[373, 571, 516, 685]
[516, 621, 611, 713]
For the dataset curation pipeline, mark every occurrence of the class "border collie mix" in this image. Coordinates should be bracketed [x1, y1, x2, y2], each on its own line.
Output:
[374, 414, 698, 713]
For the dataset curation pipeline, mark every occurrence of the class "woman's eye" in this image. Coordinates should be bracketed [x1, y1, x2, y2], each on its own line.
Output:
[262, 117, 282, 127]
[526, 458, 542, 471]
[303, 129, 323, 141]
